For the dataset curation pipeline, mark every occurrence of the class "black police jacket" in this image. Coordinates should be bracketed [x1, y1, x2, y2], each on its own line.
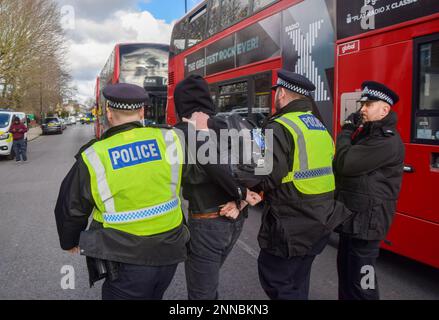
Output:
[54, 122, 189, 267]
[254, 99, 351, 258]
[334, 111, 405, 240]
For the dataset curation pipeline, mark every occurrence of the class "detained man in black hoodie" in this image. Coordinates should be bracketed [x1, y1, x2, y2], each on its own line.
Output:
[173, 75, 261, 300]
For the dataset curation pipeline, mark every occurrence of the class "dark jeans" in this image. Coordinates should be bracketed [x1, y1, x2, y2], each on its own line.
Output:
[185, 216, 245, 300]
[258, 249, 317, 300]
[13, 139, 27, 161]
[101, 263, 178, 300]
[337, 234, 381, 300]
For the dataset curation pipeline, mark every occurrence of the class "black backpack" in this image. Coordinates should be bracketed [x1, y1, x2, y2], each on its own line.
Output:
[212, 113, 266, 188]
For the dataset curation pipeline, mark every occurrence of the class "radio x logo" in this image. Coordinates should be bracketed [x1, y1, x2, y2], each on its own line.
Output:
[287, 20, 330, 102]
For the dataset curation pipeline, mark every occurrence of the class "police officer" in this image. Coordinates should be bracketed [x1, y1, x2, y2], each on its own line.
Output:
[54, 83, 189, 300]
[254, 70, 350, 300]
[334, 81, 405, 300]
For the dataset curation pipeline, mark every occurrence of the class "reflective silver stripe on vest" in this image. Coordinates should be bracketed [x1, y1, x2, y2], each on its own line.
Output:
[83, 146, 116, 213]
[277, 116, 309, 171]
[103, 198, 179, 224]
[161, 129, 181, 198]
[294, 167, 333, 180]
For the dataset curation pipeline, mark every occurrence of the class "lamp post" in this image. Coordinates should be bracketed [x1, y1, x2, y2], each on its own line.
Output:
[39, 80, 43, 124]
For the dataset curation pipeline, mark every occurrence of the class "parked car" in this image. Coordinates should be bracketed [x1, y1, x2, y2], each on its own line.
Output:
[41, 117, 63, 135]
[60, 119, 67, 130]
[0, 109, 28, 160]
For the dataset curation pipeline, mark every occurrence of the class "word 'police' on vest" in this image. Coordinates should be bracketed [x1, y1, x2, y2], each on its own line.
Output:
[109, 140, 162, 170]
[299, 114, 326, 131]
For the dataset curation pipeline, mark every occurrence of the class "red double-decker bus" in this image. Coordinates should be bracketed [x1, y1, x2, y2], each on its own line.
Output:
[167, 0, 439, 269]
[95, 43, 170, 138]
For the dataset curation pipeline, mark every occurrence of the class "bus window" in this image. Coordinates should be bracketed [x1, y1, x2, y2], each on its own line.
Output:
[414, 36, 439, 143]
[220, 0, 251, 29]
[210, 87, 218, 106]
[187, 5, 207, 48]
[207, 0, 221, 37]
[171, 20, 187, 55]
[119, 44, 168, 89]
[253, 0, 277, 12]
[218, 81, 249, 115]
[100, 49, 115, 85]
[253, 73, 271, 116]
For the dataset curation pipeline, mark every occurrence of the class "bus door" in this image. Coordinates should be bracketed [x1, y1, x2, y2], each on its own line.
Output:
[398, 34, 439, 225]
[392, 32, 439, 268]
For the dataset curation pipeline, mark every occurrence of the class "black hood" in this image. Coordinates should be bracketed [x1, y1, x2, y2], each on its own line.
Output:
[174, 75, 216, 120]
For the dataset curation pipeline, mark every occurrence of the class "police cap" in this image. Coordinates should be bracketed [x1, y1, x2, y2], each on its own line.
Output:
[272, 69, 316, 97]
[358, 81, 399, 106]
[103, 83, 149, 110]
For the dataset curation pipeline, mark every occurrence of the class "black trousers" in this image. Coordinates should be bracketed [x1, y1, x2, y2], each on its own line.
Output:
[101, 263, 178, 300]
[258, 249, 317, 300]
[337, 234, 381, 300]
[185, 216, 244, 300]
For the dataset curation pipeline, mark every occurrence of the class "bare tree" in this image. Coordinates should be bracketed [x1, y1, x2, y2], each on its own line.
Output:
[0, 0, 72, 115]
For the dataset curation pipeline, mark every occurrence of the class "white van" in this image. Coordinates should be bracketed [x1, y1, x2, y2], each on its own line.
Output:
[0, 110, 27, 160]
[68, 116, 76, 125]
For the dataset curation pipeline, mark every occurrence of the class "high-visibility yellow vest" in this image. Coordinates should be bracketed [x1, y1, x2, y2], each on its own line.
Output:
[275, 111, 335, 195]
[81, 127, 184, 236]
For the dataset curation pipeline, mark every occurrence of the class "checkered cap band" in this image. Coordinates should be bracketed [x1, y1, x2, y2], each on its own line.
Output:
[362, 87, 394, 105]
[103, 198, 179, 224]
[277, 78, 311, 96]
[294, 167, 333, 180]
[108, 100, 145, 110]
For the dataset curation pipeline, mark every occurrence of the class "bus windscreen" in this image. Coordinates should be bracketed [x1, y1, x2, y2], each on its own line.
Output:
[119, 44, 168, 89]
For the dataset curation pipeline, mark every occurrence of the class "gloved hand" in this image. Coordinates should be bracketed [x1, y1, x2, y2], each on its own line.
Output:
[342, 111, 362, 130]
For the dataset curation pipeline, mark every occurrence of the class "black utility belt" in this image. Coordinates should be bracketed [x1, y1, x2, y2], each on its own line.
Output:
[90, 258, 121, 283]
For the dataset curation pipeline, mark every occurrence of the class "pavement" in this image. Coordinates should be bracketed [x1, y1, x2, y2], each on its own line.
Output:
[27, 126, 42, 142]
[1, 124, 439, 300]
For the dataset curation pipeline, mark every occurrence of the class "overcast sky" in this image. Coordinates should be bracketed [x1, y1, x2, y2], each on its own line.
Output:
[55, 0, 203, 104]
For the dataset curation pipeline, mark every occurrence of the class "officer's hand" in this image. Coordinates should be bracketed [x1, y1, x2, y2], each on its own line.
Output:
[182, 117, 196, 127]
[219, 201, 240, 220]
[194, 112, 210, 130]
[183, 112, 210, 131]
[246, 190, 262, 206]
[343, 112, 362, 130]
[67, 247, 80, 254]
